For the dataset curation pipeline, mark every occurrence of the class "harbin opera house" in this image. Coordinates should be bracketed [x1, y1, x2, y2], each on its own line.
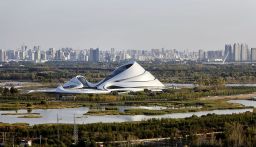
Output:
[33, 61, 165, 94]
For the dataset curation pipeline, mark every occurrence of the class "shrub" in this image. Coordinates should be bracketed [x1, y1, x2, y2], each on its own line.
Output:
[40, 100, 47, 105]
[26, 103, 32, 107]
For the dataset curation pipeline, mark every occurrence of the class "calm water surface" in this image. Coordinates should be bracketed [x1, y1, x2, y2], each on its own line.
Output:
[0, 100, 254, 125]
[228, 100, 256, 107]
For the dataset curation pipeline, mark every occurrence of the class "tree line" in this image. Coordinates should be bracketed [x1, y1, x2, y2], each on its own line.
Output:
[2, 62, 256, 83]
[0, 111, 255, 146]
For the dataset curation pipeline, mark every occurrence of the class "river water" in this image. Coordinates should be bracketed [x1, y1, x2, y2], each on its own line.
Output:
[0, 100, 255, 125]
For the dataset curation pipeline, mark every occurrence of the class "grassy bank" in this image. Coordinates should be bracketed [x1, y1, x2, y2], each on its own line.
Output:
[18, 115, 42, 118]
[0, 96, 251, 116]
[0, 101, 84, 110]
[0, 86, 255, 116]
[84, 99, 248, 115]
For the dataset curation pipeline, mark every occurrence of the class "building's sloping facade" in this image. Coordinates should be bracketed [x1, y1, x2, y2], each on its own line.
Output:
[32, 61, 164, 94]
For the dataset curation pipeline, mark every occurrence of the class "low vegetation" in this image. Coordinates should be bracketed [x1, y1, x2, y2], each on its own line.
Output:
[1, 112, 40, 115]
[0, 111, 256, 146]
[2, 61, 256, 84]
[17, 114, 42, 118]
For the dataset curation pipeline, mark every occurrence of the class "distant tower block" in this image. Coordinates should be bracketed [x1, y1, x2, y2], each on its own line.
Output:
[251, 48, 256, 62]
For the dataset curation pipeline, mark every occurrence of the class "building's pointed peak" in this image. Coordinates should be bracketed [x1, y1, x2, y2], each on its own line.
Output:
[124, 60, 136, 65]
[123, 60, 142, 67]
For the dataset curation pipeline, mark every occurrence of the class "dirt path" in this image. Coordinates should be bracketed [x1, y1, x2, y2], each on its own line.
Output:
[200, 92, 256, 100]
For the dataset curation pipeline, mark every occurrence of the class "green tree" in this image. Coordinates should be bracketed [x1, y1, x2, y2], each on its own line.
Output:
[2, 87, 9, 96]
[10, 86, 18, 95]
[0, 87, 3, 94]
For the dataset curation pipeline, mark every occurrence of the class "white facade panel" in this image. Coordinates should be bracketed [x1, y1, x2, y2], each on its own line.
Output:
[33, 61, 165, 94]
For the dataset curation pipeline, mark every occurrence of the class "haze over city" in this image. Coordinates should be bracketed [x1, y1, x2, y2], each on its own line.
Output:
[1, 0, 256, 50]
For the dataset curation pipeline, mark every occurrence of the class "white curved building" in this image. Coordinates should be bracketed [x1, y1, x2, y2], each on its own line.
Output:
[32, 61, 164, 94]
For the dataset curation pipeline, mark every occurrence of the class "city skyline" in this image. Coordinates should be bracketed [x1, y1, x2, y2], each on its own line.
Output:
[1, 42, 256, 63]
[1, 0, 256, 50]
[0, 42, 254, 51]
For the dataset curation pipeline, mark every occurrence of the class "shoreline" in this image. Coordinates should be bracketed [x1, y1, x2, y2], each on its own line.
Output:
[199, 92, 256, 100]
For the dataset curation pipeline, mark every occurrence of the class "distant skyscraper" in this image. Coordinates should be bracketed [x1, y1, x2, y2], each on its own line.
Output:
[251, 48, 256, 62]
[233, 43, 241, 62]
[70, 51, 77, 61]
[31, 46, 41, 62]
[47, 48, 56, 60]
[198, 49, 206, 61]
[34, 49, 41, 62]
[21, 45, 28, 60]
[110, 48, 115, 55]
[19, 50, 26, 60]
[241, 43, 249, 61]
[40, 51, 47, 61]
[89, 48, 100, 62]
[110, 48, 116, 62]
[55, 50, 64, 60]
[21, 45, 27, 52]
[28, 49, 35, 61]
[78, 50, 86, 61]
[14, 50, 20, 60]
[7, 50, 15, 60]
[224, 44, 233, 62]
[0, 49, 7, 62]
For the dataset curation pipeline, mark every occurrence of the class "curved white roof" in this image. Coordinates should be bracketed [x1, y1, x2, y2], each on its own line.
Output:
[96, 61, 164, 90]
[37, 61, 165, 94]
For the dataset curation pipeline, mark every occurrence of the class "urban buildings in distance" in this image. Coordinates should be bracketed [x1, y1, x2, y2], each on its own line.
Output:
[0, 43, 255, 63]
[199, 43, 256, 63]
[0, 45, 198, 63]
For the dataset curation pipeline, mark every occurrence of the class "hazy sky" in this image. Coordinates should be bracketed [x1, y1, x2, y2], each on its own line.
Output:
[0, 0, 256, 50]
